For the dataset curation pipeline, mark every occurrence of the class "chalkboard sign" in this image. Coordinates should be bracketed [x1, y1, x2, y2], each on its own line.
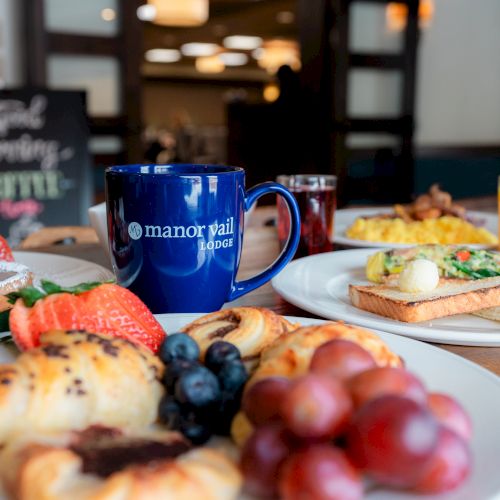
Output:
[0, 88, 92, 245]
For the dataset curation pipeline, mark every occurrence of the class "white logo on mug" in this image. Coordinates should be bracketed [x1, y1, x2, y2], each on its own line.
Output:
[128, 222, 143, 240]
[126, 218, 235, 250]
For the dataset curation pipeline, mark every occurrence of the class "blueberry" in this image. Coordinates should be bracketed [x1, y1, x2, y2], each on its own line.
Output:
[205, 341, 241, 374]
[217, 360, 248, 395]
[158, 394, 182, 429]
[159, 333, 200, 364]
[213, 395, 241, 436]
[163, 358, 200, 393]
[175, 366, 222, 408]
[178, 417, 212, 445]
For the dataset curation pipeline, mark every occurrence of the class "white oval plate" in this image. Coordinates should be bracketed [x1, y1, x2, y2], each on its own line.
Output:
[335, 207, 497, 249]
[0, 313, 498, 498]
[13, 251, 114, 286]
[155, 313, 500, 500]
[272, 249, 500, 346]
[0, 252, 114, 341]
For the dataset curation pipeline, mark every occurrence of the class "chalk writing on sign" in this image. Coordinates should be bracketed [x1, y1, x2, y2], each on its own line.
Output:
[0, 90, 91, 245]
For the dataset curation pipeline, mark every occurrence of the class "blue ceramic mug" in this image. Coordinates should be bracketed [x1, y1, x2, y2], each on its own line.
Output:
[105, 164, 300, 313]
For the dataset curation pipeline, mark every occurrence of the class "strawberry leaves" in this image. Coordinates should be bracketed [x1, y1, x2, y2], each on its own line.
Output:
[6, 279, 114, 307]
[7, 287, 46, 307]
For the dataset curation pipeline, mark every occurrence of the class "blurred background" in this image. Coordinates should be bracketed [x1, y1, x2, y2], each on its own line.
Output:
[0, 0, 499, 227]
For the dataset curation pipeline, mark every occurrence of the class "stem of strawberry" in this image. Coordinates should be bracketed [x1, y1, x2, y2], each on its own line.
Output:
[6, 279, 115, 307]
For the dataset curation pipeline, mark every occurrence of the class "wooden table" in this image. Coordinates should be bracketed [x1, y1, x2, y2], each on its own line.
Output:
[28, 199, 500, 377]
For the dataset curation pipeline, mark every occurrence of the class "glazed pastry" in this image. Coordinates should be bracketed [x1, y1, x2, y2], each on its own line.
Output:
[0, 330, 164, 443]
[231, 322, 403, 446]
[0, 261, 32, 294]
[248, 321, 402, 387]
[0, 426, 242, 500]
[0, 261, 33, 316]
[181, 307, 299, 362]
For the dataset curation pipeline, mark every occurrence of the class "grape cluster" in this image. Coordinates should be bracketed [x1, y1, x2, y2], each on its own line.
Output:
[240, 339, 472, 499]
[157, 333, 248, 445]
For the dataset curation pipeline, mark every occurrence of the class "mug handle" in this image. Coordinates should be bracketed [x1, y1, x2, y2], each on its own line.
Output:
[227, 182, 300, 301]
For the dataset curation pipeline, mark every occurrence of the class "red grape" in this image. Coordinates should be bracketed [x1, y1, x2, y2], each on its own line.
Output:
[348, 366, 427, 408]
[414, 426, 472, 493]
[427, 393, 473, 442]
[279, 445, 364, 500]
[240, 422, 296, 497]
[280, 374, 353, 440]
[310, 339, 377, 381]
[242, 377, 291, 426]
[346, 395, 439, 488]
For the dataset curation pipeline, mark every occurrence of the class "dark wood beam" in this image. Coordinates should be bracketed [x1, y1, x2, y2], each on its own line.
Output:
[346, 0, 418, 4]
[89, 117, 129, 135]
[23, 0, 47, 85]
[143, 75, 265, 88]
[349, 54, 405, 70]
[47, 34, 120, 56]
[119, 0, 144, 162]
[344, 117, 414, 134]
[400, 0, 419, 197]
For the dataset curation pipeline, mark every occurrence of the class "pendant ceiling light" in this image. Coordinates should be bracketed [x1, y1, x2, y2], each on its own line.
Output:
[195, 55, 225, 74]
[254, 40, 301, 75]
[143, 0, 209, 27]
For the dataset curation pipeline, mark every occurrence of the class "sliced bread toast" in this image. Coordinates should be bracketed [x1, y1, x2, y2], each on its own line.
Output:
[349, 276, 500, 323]
[472, 306, 500, 322]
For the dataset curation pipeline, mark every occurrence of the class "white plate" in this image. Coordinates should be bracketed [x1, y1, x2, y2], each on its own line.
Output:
[0, 252, 114, 341]
[155, 313, 500, 500]
[272, 249, 500, 346]
[13, 251, 114, 286]
[335, 207, 498, 248]
[0, 313, 498, 498]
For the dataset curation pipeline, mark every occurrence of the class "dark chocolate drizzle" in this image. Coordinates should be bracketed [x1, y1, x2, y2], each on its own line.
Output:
[70, 426, 191, 478]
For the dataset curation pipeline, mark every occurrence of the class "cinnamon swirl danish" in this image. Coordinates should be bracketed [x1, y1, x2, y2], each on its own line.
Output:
[181, 307, 299, 364]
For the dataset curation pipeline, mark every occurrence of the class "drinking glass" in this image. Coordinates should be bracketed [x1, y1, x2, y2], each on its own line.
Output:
[277, 174, 337, 258]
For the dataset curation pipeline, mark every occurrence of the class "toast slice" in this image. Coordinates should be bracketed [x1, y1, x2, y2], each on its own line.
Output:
[472, 306, 500, 322]
[349, 276, 500, 323]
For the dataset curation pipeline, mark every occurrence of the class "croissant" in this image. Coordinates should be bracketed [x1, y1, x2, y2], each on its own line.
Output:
[0, 426, 242, 500]
[231, 322, 403, 446]
[249, 321, 403, 386]
[0, 330, 164, 443]
[181, 307, 299, 363]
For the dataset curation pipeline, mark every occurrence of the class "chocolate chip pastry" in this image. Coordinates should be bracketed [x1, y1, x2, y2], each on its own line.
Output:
[0, 331, 164, 443]
[0, 426, 242, 500]
[181, 307, 299, 363]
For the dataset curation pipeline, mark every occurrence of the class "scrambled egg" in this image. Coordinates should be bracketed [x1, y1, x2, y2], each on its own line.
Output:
[346, 216, 498, 245]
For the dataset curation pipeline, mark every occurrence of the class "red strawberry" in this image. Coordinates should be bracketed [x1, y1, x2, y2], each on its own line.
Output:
[8, 281, 166, 352]
[0, 236, 14, 262]
[8, 298, 33, 350]
[10, 293, 89, 350]
[81, 283, 165, 352]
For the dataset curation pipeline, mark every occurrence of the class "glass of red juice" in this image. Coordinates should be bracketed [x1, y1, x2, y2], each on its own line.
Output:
[276, 174, 337, 259]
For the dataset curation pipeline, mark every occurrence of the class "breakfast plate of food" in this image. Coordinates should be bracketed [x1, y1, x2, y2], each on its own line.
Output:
[334, 185, 498, 248]
[0, 291, 498, 499]
[272, 245, 500, 346]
